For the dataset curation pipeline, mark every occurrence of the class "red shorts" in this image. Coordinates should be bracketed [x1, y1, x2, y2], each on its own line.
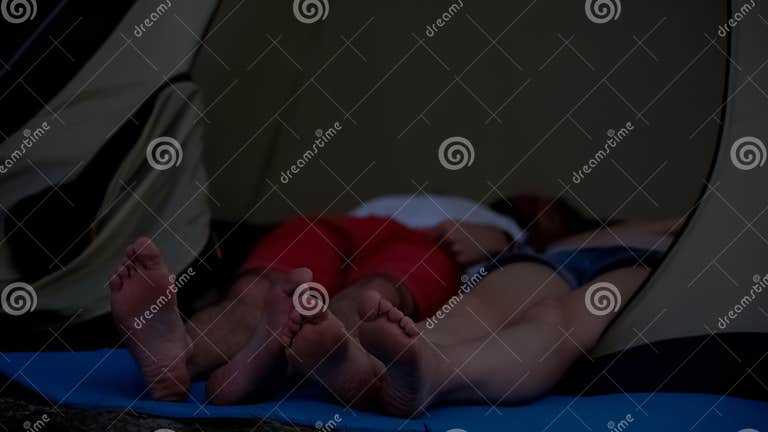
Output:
[241, 216, 459, 319]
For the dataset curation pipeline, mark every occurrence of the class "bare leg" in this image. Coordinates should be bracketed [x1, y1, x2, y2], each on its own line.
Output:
[422, 262, 570, 345]
[360, 266, 650, 417]
[185, 269, 287, 377]
[287, 264, 566, 407]
[206, 268, 312, 405]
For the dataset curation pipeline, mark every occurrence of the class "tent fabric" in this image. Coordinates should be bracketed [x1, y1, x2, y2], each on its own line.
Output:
[0, 0, 218, 321]
[596, 0, 768, 354]
[1, 349, 767, 432]
[24, 82, 211, 320]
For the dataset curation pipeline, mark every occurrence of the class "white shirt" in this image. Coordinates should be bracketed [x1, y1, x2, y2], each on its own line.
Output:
[351, 194, 525, 242]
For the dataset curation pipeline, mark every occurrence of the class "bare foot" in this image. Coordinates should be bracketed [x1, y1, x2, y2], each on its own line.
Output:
[206, 268, 312, 405]
[287, 301, 383, 408]
[109, 237, 191, 401]
[358, 291, 443, 418]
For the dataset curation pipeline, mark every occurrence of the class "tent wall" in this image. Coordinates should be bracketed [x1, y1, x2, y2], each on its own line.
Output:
[195, 0, 726, 223]
[597, 0, 768, 354]
[0, 1, 218, 320]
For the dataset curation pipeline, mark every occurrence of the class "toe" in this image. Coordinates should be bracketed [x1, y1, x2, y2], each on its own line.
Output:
[400, 317, 419, 337]
[357, 290, 384, 322]
[117, 265, 130, 281]
[305, 308, 330, 324]
[109, 272, 122, 291]
[130, 237, 163, 268]
[289, 310, 303, 324]
[387, 307, 404, 322]
[287, 267, 313, 284]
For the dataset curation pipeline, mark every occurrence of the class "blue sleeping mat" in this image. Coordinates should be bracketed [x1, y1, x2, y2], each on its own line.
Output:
[1, 349, 766, 431]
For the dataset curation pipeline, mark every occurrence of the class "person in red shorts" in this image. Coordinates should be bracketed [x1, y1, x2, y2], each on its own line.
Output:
[107, 194, 524, 406]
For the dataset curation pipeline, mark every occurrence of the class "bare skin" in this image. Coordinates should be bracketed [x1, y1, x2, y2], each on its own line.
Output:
[113, 218, 508, 404]
[110, 212, 676, 412]
[286, 306, 383, 407]
[109, 237, 192, 401]
[206, 268, 313, 404]
[354, 218, 679, 417]
[220, 276, 415, 407]
[359, 266, 651, 417]
[109, 238, 317, 403]
[110, 237, 421, 405]
[185, 270, 281, 377]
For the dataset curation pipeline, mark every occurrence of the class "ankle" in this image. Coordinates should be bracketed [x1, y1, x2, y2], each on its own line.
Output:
[348, 276, 417, 318]
[228, 270, 284, 305]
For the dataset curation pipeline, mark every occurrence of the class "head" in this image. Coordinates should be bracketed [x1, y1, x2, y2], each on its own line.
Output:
[491, 194, 602, 250]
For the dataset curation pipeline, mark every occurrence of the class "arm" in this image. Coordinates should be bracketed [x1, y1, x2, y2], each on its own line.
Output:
[426, 220, 513, 266]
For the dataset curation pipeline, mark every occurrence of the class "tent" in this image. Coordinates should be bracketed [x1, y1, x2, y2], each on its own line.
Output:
[0, 0, 765, 424]
[0, 0, 216, 325]
[574, 0, 768, 400]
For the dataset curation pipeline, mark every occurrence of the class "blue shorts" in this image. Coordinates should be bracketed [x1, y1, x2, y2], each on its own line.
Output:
[494, 246, 665, 288]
